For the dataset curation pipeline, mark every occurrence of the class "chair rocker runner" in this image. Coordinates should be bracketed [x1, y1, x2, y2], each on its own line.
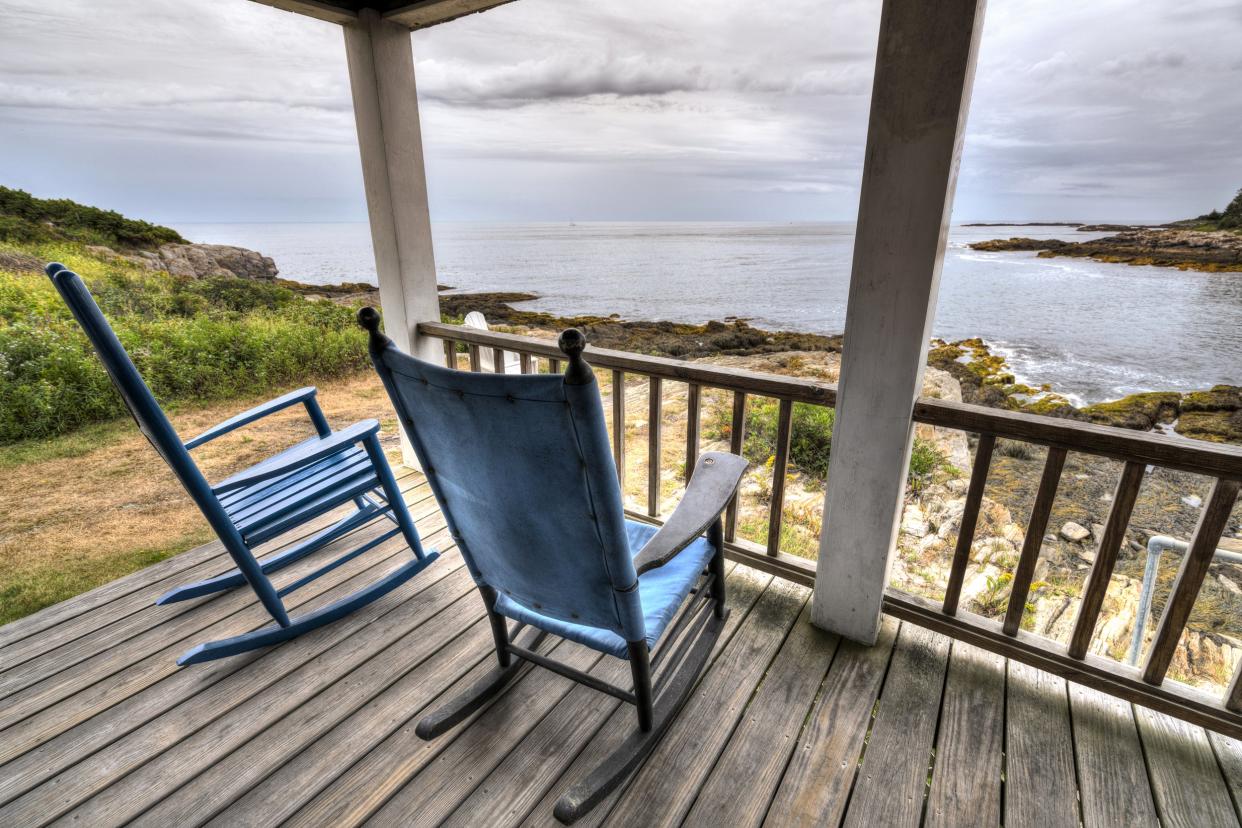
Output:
[360, 307, 748, 824]
[45, 263, 437, 666]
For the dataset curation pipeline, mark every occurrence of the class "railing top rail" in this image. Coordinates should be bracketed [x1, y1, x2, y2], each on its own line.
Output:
[914, 398, 1242, 480]
[418, 321, 838, 406]
[421, 321, 1242, 481]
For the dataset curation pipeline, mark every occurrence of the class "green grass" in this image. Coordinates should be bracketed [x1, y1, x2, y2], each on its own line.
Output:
[0, 531, 212, 627]
[0, 240, 372, 443]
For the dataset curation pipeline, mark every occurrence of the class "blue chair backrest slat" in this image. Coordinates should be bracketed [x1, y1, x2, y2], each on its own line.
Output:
[374, 347, 643, 641]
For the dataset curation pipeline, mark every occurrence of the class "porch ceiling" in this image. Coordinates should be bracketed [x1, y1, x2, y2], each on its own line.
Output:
[249, 0, 516, 29]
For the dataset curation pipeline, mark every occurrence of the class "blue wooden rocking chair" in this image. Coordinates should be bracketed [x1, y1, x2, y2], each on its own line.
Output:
[359, 308, 747, 823]
[45, 263, 437, 666]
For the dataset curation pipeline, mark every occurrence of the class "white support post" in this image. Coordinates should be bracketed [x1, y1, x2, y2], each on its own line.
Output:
[343, 8, 442, 467]
[812, 0, 987, 643]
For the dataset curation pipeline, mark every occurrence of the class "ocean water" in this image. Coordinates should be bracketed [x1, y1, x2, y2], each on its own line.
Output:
[177, 221, 1242, 405]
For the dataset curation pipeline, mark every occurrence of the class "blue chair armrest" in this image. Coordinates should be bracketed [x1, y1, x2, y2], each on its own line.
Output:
[212, 419, 382, 494]
[631, 452, 748, 576]
[185, 387, 324, 449]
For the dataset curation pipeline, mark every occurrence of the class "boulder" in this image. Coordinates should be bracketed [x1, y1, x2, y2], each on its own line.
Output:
[0, 249, 44, 273]
[155, 243, 278, 280]
[1060, 521, 1091, 543]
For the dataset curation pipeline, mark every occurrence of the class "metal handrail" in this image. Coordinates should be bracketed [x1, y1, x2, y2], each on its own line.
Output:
[1127, 535, 1242, 664]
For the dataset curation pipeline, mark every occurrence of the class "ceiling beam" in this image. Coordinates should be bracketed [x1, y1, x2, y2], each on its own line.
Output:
[382, 0, 516, 30]
[248, 0, 358, 25]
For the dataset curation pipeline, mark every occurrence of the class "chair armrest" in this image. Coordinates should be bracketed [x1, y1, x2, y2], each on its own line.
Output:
[632, 451, 748, 576]
[185, 387, 323, 450]
[212, 419, 381, 494]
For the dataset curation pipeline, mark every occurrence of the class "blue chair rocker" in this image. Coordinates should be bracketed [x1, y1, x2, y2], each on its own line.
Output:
[45, 263, 437, 666]
[359, 308, 747, 823]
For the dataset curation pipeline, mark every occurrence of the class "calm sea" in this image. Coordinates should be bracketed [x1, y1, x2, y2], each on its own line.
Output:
[176, 221, 1242, 405]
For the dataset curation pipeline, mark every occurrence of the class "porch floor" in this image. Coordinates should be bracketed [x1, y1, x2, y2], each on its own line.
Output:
[3, 469, 1242, 827]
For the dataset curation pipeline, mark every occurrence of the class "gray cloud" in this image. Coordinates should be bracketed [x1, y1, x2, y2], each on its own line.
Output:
[0, 0, 1238, 223]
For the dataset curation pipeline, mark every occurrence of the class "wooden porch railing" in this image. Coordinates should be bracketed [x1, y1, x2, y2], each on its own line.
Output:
[418, 321, 1242, 739]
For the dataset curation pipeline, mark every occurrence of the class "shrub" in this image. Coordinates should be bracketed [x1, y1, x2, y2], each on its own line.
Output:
[710, 397, 952, 489]
[0, 243, 368, 443]
[1220, 188, 1242, 230]
[0, 186, 186, 250]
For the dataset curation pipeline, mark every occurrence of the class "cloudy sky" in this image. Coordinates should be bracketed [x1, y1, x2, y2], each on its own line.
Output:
[1, 0, 1239, 224]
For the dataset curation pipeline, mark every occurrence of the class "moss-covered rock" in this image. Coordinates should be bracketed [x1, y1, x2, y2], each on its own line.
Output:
[1081, 392, 1182, 430]
[1182, 385, 1242, 412]
[1177, 409, 1242, 443]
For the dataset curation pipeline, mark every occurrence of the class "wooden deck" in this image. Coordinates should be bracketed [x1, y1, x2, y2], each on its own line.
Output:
[3, 470, 1242, 827]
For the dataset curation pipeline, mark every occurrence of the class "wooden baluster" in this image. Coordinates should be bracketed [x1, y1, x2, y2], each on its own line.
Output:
[725, 392, 747, 543]
[468, 344, 482, 372]
[549, 357, 562, 375]
[766, 399, 794, 556]
[1142, 478, 1241, 684]
[491, 346, 505, 374]
[612, 370, 625, 488]
[1003, 446, 1068, 636]
[685, 383, 701, 483]
[942, 433, 996, 615]
[519, 352, 532, 374]
[1067, 461, 1146, 659]
[648, 377, 662, 516]
[442, 339, 456, 370]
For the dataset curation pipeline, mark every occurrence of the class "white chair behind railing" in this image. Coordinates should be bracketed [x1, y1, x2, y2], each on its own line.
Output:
[463, 311, 523, 374]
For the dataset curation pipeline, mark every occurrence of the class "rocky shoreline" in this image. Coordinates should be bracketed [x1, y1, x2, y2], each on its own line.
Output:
[970, 227, 1242, 273]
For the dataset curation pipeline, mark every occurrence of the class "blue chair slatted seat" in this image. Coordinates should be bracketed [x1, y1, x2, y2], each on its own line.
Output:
[44, 263, 437, 666]
[359, 308, 747, 824]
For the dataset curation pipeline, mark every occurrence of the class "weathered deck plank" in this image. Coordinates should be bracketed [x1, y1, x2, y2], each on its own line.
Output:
[0, 538, 461, 814]
[0, 476, 428, 677]
[764, 616, 899, 828]
[2, 484, 1240, 828]
[438, 563, 739, 828]
[0, 503, 447, 767]
[924, 641, 1005, 828]
[601, 580, 808, 827]
[1069, 685, 1159, 828]
[843, 623, 951, 828]
[682, 603, 838, 828]
[517, 567, 775, 828]
[1005, 660, 1079, 827]
[1136, 706, 1239, 827]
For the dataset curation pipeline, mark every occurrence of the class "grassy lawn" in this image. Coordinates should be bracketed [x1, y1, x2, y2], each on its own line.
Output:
[0, 370, 402, 626]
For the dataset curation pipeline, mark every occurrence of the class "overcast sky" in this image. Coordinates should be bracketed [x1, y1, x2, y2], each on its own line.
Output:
[1, 0, 1239, 224]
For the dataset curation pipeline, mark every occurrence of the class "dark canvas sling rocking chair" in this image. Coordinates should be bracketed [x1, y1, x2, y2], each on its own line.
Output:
[45, 263, 437, 666]
[360, 307, 747, 823]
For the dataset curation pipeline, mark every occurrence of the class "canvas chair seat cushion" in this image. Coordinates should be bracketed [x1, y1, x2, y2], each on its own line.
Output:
[492, 519, 716, 659]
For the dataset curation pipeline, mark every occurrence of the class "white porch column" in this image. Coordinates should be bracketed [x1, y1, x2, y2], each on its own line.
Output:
[343, 8, 442, 466]
[812, 0, 987, 643]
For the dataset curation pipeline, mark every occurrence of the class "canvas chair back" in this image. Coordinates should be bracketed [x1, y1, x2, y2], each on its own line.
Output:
[367, 326, 645, 642]
[45, 265, 218, 514]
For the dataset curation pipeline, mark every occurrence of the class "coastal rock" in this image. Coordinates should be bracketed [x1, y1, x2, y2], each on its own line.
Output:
[0, 249, 44, 273]
[155, 243, 278, 281]
[969, 237, 1069, 252]
[972, 228, 1242, 273]
[1176, 386, 1242, 444]
[1082, 391, 1180, 430]
[1060, 521, 1091, 543]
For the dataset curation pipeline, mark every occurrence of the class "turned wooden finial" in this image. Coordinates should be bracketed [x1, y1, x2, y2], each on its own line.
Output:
[558, 328, 593, 385]
[357, 306, 391, 356]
